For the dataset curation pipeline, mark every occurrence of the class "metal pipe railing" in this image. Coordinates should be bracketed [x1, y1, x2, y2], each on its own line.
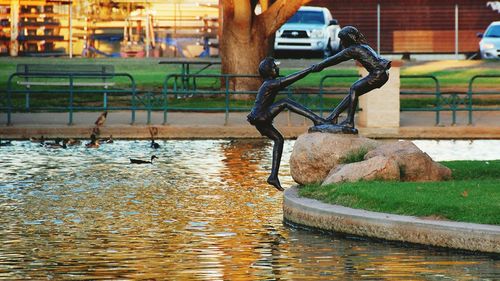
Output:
[400, 75, 441, 125]
[467, 75, 500, 125]
[6, 72, 136, 125]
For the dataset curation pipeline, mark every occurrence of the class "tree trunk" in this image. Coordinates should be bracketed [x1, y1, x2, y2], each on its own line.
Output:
[219, 0, 311, 97]
[220, 20, 269, 96]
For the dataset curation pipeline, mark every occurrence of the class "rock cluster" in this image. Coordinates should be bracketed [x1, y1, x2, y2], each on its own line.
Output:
[289, 133, 379, 185]
[290, 133, 452, 186]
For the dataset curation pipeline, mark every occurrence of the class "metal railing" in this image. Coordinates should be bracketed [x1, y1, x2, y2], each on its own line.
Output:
[401, 74, 500, 125]
[161, 73, 259, 125]
[399, 75, 442, 125]
[3, 72, 499, 127]
[467, 74, 500, 124]
[5, 72, 136, 125]
[159, 73, 361, 125]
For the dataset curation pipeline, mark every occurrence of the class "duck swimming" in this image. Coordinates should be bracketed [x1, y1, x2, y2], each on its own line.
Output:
[149, 127, 160, 149]
[99, 135, 114, 144]
[150, 139, 160, 149]
[130, 155, 158, 164]
[0, 139, 12, 146]
[85, 134, 100, 148]
[67, 138, 81, 146]
[44, 138, 67, 149]
[30, 136, 45, 144]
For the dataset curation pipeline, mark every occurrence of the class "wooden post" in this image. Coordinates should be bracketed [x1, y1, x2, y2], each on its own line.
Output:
[377, 3, 380, 54]
[455, 4, 459, 59]
[145, 16, 150, 57]
[69, 0, 73, 58]
[10, 0, 18, 57]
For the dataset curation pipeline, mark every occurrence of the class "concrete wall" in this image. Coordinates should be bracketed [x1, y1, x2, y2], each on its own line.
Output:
[358, 62, 401, 128]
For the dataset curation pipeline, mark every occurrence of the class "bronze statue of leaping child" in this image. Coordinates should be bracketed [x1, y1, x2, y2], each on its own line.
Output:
[247, 57, 326, 191]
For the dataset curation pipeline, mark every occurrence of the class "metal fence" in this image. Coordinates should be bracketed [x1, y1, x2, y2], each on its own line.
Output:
[467, 75, 500, 124]
[3, 72, 499, 126]
[400, 74, 500, 125]
[399, 75, 442, 125]
[5, 72, 136, 125]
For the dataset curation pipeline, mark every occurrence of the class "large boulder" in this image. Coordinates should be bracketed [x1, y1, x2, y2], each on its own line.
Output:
[290, 133, 379, 185]
[322, 155, 400, 185]
[364, 140, 452, 181]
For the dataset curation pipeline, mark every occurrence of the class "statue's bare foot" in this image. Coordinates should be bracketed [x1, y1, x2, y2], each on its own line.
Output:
[335, 119, 357, 134]
[341, 126, 358, 134]
[313, 118, 329, 126]
[338, 119, 349, 126]
[326, 115, 338, 125]
[267, 176, 284, 191]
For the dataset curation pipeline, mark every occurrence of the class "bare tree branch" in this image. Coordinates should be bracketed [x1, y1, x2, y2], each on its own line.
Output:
[259, 0, 269, 11]
[233, 0, 252, 26]
[220, 0, 233, 18]
[258, 0, 312, 37]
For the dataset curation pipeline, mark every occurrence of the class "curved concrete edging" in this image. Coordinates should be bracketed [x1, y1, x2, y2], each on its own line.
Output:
[283, 186, 500, 253]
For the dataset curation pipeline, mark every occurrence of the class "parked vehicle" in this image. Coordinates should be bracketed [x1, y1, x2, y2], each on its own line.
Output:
[477, 21, 500, 59]
[274, 6, 341, 58]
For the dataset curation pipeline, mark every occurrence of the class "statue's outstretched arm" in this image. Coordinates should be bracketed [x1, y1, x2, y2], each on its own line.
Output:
[312, 49, 351, 72]
[278, 67, 312, 88]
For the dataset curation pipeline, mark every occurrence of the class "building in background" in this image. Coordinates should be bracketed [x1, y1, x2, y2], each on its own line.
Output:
[0, 0, 218, 57]
[310, 0, 500, 57]
[1, 0, 498, 58]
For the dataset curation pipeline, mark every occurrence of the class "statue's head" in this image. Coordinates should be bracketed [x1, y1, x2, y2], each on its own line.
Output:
[258, 57, 280, 79]
[338, 26, 367, 47]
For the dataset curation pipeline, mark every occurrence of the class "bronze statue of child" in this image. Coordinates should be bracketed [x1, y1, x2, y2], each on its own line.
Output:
[311, 26, 391, 134]
[247, 57, 326, 191]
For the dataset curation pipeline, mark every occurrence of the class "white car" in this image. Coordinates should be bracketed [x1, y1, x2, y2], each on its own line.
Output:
[274, 6, 341, 57]
[478, 21, 500, 59]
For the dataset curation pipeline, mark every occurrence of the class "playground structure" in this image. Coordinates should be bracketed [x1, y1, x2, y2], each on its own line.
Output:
[0, 0, 72, 56]
[120, 12, 154, 58]
[0, 0, 219, 58]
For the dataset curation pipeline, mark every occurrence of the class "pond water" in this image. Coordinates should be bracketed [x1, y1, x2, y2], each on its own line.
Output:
[413, 140, 500, 161]
[0, 140, 498, 280]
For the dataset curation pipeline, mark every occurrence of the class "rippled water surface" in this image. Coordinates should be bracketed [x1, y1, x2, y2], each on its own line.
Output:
[0, 140, 498, 280]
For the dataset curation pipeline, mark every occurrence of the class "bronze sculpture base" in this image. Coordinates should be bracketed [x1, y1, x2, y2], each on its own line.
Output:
[308, 124, 359, 135]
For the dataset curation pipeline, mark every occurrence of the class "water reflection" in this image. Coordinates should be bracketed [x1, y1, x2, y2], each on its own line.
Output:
[413, 139, 500, 161]
[0, 140, 498, 280]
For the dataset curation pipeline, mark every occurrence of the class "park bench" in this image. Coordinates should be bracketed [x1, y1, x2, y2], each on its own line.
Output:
[16, 64, 116, 88]
[13, 64, 116, 111]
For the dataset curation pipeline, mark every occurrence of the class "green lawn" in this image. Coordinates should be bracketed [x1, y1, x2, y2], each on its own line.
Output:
[1, 58, 499, 110]
[298, 160, 500, 225]
[1, 57, 499, 90]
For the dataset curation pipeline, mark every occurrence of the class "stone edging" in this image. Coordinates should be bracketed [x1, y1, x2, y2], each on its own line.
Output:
[283, 186, 500, 253]
[2, 125, 500, 140]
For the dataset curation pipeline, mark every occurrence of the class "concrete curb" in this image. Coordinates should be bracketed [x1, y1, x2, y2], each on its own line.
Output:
[2, 125, 500, 139]
[283, 186, 500, 253]
[0, 125, 307, 139]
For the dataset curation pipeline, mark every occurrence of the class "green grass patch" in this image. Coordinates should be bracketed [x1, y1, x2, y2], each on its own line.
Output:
[339, 147, 370, 164]
[0, 57, 358, 91]
[400, 97, 500, 109]
[401, 67, 500, 89]
[2, 57, 499, 90]
[298, 160, 500, 225]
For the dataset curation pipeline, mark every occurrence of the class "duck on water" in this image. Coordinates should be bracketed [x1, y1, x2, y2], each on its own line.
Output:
[0, 139, 12, 146]
[86, 134, 100, 148]
[44, 138, 67, 149]
[130, 155, 158, 164]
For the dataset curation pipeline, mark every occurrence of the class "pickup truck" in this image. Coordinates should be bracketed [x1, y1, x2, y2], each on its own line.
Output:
[274, 6, 341, 57]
